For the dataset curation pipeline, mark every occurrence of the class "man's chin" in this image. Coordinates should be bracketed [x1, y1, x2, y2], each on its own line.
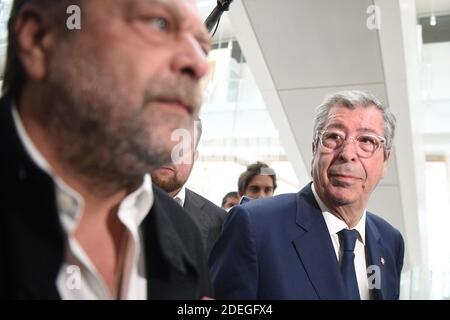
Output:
[151, 176, 181, 193]
[328, 191, 359, 207]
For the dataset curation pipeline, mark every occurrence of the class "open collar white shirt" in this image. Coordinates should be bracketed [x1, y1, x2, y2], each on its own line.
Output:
[12, 106, 153, 300]
[174, 185, 186, 207]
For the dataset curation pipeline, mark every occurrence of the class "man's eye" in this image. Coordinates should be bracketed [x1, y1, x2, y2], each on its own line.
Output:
[358, 136, 376, 145]
[325, 132, 343, 141]
[149, 17, 170, 31]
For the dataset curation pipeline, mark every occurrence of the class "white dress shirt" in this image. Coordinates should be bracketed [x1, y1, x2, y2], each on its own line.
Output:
[311, 183, 371, 300]
[12, 107, 154, 300]
[174, 186, 186, 207]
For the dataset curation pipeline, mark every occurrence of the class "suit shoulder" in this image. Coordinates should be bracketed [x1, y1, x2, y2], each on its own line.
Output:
[186, 188, 227, 217]
[241, 193, 298, 212]
[153, 185, 201, 231]
[367, 212, 403, 240]
[234, 193, 298, 224]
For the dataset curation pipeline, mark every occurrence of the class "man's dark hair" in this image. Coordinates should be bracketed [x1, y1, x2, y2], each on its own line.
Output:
[3, 0, 80, 99]
[237, 161, 277, 195]
[221, 191, 238, 207]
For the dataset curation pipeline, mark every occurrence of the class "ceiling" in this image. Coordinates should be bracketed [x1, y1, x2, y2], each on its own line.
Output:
[197, 1, 450, 33]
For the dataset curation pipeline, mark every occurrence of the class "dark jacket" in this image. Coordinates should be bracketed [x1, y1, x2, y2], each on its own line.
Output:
[0, 96, 212, 299]
[183, 188, 227, 258]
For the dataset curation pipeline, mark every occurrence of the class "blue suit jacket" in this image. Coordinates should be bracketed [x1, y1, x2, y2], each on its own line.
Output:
[209, 184, 404, 300]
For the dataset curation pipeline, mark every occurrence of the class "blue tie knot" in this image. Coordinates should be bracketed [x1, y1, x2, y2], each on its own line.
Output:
[339, 229, 359, 252]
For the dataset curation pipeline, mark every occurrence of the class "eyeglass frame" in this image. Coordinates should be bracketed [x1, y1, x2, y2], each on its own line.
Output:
[317, 129, 387, 158]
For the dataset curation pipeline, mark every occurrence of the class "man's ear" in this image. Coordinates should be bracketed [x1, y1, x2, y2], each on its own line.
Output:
[381, 149, 391, 178]
[15, 5, 55, 81]
[194, 149, 199, 161]
[311, 142, 317, 177]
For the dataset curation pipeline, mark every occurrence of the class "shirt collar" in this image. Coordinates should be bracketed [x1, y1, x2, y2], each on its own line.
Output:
[174, 185, 186, 207]
[12, 106, 53, 173]
[118, 174, 154, 233]
[12, 105, 153, 234]
[311, 183, 366, 245]
[12, 106, 85, 232]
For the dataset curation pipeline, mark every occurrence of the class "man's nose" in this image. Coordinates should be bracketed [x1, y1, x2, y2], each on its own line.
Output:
[171, 34, 209, 81]
[252, 191, 263, 199]
[339, 138, 358, 162]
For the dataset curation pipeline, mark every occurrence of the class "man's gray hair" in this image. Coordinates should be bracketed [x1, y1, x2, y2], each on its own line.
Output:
[312, 90, 396, 158]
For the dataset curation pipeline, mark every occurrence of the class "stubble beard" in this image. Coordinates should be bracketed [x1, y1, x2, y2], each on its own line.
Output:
[40, 49, 201, 193]
[151, 171, 184, 194]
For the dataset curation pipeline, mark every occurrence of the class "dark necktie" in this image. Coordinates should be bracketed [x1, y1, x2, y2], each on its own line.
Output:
[338, 229, 361, 300]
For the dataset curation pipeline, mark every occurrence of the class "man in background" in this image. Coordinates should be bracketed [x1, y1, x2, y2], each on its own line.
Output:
[0, 0, 211, 299]
[238, 162, 277, 200]
[221, 191, 239, 211]
[152, 119, 227, 258]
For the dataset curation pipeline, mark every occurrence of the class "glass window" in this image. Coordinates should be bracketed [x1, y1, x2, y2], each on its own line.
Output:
[190, 3, 300, 206]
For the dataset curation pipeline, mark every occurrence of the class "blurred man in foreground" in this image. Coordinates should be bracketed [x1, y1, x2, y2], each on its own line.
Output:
[0, 0, 211, 299]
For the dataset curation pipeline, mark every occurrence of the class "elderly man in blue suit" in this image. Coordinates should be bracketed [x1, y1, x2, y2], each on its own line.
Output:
[209, 91, 404, 300]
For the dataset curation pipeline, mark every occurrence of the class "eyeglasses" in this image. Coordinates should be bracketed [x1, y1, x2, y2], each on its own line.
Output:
[319, 130, 386, 158]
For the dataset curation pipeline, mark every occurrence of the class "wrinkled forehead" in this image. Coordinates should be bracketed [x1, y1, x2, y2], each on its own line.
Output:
[324, 104, 384, 133]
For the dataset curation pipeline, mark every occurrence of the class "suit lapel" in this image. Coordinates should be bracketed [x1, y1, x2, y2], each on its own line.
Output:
[184, 189, 206, 211]
[365, 215, 386, 300]
[144, 189, 197, 275]
[292, 185, 347, 299]
[143, 187, 202, 298]
[183, 189, 210, 240]
[184, 189, 208, 226]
